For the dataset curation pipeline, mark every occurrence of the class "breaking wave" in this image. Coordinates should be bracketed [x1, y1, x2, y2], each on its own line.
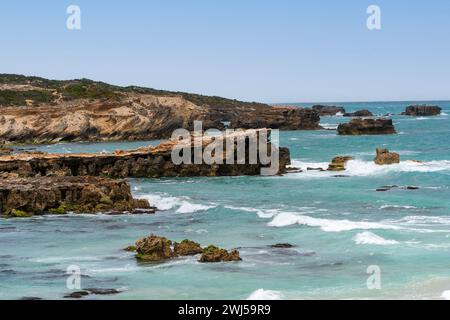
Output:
[247, 289, 284, 300]
[288, 159, 450, 178]
[353, 232, 399, 245]
[140, 193, 215, 213]
[268, 212, 400, 232]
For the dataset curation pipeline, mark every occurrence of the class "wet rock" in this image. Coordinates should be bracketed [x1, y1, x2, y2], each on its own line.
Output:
[0, 176, 151, 217]
[307, 167, 326, 171]
[376, 188, 390, 192]
[199, 245, 242, 263]
[327, 156, 354, 171]
[64, 288, 121, 299]
[123, 246, 136, 252]
[0, 129, 291, 178]
[173, 239, 203, 256]
[337, 118, 397, 135]
[311, 105, 345, 116]
[343, 109, 374, 117]
[405, 186, 420, 190]
[135, 235, 173, 262]
[402, 105, 441, 116]
[374, 148, 400, 165]
[85, 288, 121, 295]
[64, 291, 90, 299]
[20, 297, 43, 300]
[270, 243, 296, 248]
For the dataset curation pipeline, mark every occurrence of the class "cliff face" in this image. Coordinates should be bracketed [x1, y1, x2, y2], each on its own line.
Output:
[0, 74, 320, 143]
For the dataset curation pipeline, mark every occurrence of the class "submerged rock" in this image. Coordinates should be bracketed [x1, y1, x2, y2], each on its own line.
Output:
[401, 105, 441, 116]
[199, 245, 242, 263]
[337, 118, 396, 135]
[270, 243, 296, 248]
[311, 105, 346, 116]
[374, 148, 400, 165]
[0, 176, 151, 217]
[64, 288, 121, 299]
[327, 156, 354, 171]
[135, 235, 173, 262]
[343, 109, 374, 117]
[173, 239, 203, 256]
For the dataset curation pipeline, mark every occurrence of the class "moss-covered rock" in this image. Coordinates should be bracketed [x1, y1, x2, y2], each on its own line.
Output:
[135, 235, 173, 262]
[199, 245, 241, 263]
[173, 239, 203, 256]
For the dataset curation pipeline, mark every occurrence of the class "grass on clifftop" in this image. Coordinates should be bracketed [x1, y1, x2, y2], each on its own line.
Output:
[0, 73, 268, 108]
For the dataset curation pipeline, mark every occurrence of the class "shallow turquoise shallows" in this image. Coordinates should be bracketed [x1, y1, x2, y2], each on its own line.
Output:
[2, 101, 450, 300]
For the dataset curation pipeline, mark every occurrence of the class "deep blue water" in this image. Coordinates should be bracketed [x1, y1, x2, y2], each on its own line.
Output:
[1, 101, 450, 300]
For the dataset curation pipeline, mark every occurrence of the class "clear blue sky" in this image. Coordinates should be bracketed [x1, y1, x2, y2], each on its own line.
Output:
[1, 0, 449, 103]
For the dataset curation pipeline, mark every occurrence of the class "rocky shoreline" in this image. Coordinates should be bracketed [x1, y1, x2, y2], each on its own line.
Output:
[0, 129, 291, 217]
[0, 176, 152, 217]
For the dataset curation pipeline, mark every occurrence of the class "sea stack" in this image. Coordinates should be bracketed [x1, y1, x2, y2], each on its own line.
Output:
[337, 118, 397, 135]
[374, 148, 400, 165]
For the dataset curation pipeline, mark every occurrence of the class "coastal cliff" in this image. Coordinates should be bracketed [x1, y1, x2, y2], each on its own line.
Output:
[0, 74, 320, 143]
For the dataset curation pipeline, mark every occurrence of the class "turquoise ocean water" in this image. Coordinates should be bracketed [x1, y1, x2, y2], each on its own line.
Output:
[1, 101, 450, 300]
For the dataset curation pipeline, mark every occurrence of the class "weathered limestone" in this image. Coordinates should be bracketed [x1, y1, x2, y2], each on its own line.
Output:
[0, 176, 151, 217]
[131, 235, 241, 263]
[402, 105, 441, 116]
[311, 105, 346, 116]
[327, 156, 354, 171]
[0, 129, 291, 178]
[337, 118, 396, 135]
[343, 109, 374, 117]
[198, 245, 242, 263]
[374, 148, 400, 165]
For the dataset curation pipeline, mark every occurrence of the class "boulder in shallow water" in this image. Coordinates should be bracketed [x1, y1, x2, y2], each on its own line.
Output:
[337, 118, 396, 135]
[327, 156, 354, 171]
[173, 239, 203, 256]
[374, 148, 400, 165]
[401, 105, 441, 116]
[311, 105, 346, 116]
[135, 235, 173, 262]
[199, 245, 242, 263]
[343, 109, 374, 117]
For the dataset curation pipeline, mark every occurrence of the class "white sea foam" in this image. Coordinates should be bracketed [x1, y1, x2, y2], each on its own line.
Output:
[268, 212, 400, 232]
[176, 201, 214, 214]
[441, 290, 450, 300]
[320, 123, 338, 130]
[380, 205, 418, 210]
[286, 159, 450, 179]
[140, 193, 215, 213]
[353, 232, 399, 245]
[247, 289, 283, 300]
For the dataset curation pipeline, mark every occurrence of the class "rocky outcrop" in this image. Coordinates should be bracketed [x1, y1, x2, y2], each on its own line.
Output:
[343, 109, 374, 117]
[312, 105, 345, 116]
[173, 240, 203, 256]
[0, 176, 151, 217]
[199, 245, 242, 263]
[401, 105, 441, 116]
[0, 74, 320, 144]
[374, 148, 400, 165]
[337, 118, 396, 135]
[135, 235, 173, 262]
[0, 129, 291, 177]
[132, 235, 241, 263]
[327, 156, 354, 171]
